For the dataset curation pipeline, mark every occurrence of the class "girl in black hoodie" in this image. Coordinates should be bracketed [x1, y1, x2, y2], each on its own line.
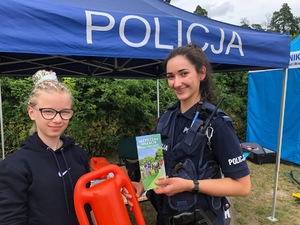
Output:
[0, 70, 90, 225]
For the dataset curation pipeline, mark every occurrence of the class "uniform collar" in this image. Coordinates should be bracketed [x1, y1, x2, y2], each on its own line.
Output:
[175, 102, 199, 121]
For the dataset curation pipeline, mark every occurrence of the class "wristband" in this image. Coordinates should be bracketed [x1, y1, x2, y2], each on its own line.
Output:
[192, 180, 199, 194]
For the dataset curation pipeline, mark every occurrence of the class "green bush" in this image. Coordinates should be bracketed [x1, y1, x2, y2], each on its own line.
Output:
[1, 75, 247, 158]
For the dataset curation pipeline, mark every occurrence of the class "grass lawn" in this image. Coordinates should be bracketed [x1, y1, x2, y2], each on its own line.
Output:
[231, 161, 300, 225]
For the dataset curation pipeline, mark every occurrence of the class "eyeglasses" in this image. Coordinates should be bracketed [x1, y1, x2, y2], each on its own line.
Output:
[31, 106, 74, 120]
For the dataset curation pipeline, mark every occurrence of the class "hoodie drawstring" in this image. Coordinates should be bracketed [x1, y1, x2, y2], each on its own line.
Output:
[48, 147, 71, 214]
[61, 149, 74, 192]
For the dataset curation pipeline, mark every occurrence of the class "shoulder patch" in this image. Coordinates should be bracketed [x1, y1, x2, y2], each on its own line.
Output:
[222, 115, 232, 122]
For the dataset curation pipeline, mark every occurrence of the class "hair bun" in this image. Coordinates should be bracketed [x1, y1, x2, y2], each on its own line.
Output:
[32, 70, 58, 85]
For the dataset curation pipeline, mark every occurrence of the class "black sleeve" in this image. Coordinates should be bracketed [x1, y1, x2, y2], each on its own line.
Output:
[0, 161, 28, 225]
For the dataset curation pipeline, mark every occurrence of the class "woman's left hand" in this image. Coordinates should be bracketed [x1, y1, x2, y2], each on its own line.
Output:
[153, 177, 192, 196]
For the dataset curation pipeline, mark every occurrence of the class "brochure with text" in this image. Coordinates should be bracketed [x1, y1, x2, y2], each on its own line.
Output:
[136, 134, 166, 190]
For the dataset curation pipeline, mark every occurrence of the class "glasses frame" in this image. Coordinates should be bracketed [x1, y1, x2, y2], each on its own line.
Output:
[30, 106, 74, 120]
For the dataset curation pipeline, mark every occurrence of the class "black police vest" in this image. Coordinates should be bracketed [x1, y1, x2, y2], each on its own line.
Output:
[156, 101, 231, 215]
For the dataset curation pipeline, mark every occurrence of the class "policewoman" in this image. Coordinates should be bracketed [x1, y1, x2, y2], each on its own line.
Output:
[146, 43, 251, 225]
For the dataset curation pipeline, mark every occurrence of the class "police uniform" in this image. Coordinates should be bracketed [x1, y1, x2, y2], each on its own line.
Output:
[153, 100, 250, 225]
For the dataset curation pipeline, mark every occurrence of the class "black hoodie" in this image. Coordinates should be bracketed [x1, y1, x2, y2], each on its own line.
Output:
[0, 132, 90, 225]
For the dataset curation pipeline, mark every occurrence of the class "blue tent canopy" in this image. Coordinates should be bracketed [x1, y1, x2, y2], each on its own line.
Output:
[247, 36, 300, 165]
[291, 35, 300, 52]
[247, 36, 300, 222]
[0, 0, 291, 78]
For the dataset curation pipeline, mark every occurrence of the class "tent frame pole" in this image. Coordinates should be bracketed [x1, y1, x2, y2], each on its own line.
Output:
[267, 68, 288, 222]
[0, 83, 4, 160]
[157, 79, 160, 118]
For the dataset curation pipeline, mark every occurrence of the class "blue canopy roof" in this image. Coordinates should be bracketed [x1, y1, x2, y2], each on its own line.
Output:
[0, 0, 291, 78]
[290, 35, 300, 68]
[291, 35, 300, 52]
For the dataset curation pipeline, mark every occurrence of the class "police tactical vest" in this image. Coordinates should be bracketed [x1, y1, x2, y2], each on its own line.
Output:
[156, 100, 231, 215]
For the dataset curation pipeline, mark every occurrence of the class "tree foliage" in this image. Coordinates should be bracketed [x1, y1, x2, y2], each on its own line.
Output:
[193, 6, 208, 18]
[1, 72, 248, 158]
[212, 72, 248, 141]
[270, 3, 299, 37]
[238, 3, 300, 38]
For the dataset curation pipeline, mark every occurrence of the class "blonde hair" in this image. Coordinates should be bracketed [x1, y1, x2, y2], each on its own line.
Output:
[28, 70, 74, 134]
